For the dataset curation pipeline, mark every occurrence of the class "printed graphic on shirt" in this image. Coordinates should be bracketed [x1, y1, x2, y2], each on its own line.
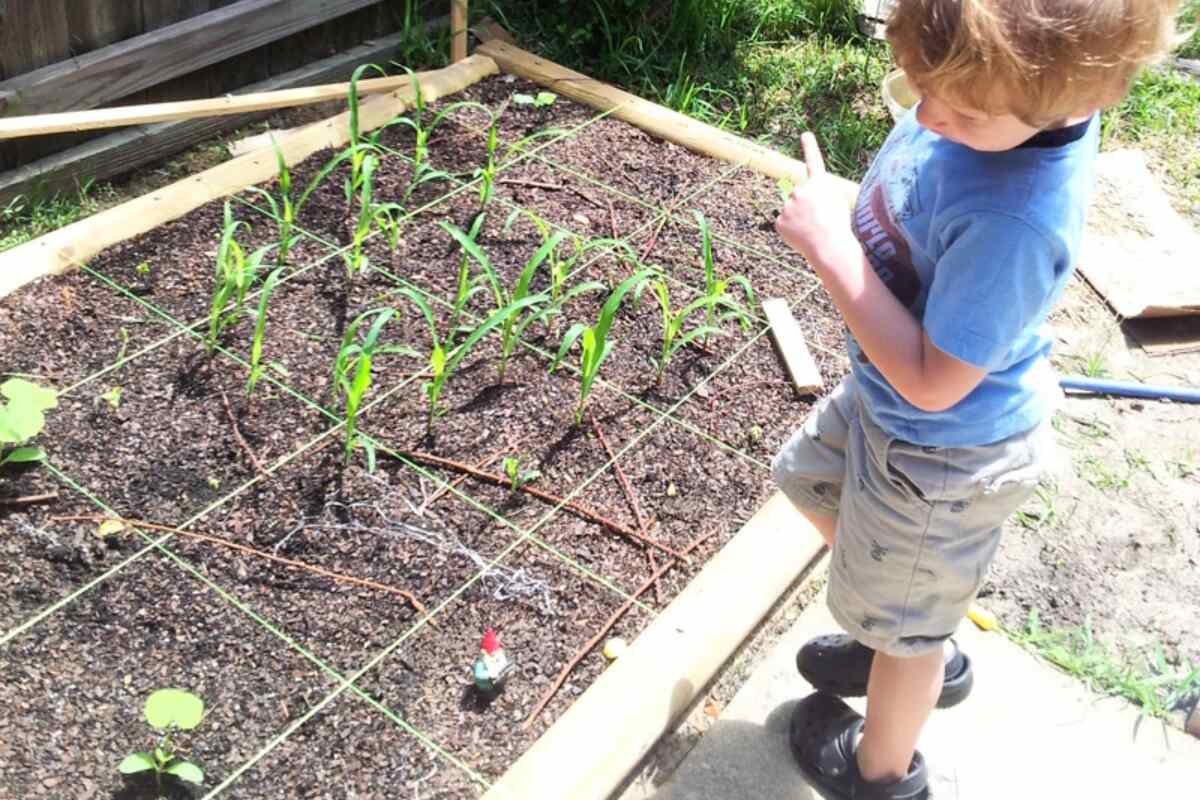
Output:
[852, 178, 921, 309]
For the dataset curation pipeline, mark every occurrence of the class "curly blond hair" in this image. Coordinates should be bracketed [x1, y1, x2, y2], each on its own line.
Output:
[887, 0, 1187, 126]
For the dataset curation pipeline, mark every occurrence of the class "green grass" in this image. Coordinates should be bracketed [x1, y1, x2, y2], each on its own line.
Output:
[1008, 609, 1200, 724]
[1, 180, 118, 253]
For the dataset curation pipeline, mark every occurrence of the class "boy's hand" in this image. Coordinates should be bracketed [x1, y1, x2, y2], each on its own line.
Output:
[775, 133, 863, 272]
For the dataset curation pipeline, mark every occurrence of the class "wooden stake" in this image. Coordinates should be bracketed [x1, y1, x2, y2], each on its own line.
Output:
[451, 0, 469, 63]
[762, 298, 824, 395]
[0, 74, 422, 140]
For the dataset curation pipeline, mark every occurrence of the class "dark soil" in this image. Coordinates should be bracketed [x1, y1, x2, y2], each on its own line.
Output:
[0, 73, 841, 797]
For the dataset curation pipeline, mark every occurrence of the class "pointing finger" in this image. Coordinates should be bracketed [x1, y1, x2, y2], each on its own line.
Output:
[801, 132, 825, 177]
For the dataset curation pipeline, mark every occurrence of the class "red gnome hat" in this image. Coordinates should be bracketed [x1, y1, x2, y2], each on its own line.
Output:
[480, 628, 501, 655]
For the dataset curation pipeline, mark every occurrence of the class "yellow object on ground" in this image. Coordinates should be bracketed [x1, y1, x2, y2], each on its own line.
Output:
[967, 603, 997, 631]
[603, 638, 628, 661]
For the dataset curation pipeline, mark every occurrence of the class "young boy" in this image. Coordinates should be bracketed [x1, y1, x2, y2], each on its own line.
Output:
[772, 2, 1183, 798]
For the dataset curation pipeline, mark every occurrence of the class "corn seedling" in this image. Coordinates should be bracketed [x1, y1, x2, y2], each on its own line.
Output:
[331, 308, 416, 470]
[250, 138, 353, 266]
[501, 207, 611, 309]
[343, 154, 405, 277]
[118, 689, 205, 794]
[503, 455, 542, 491]
[442, 219, 555, 382]
[245, 266, 284, 398]
[551, 268, 658, 423]
[474, 110, 502, 208]
[695, 211, 755, 343]
[393, 287, 544, 428]
[450, 213, 490, 329]
[642, 277, 738, 384]
[0, 378, 57, 467]
[385, 66, 491, 201]
[206, 202, 274, 353]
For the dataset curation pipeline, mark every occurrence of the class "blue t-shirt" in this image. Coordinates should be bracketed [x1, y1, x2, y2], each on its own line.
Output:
[848, 109, 1099, 447]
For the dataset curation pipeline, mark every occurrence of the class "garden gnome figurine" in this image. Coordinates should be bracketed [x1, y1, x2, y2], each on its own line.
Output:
[473, 628, 514, 695]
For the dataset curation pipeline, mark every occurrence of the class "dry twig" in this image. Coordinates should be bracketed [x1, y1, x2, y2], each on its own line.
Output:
[523, 528, 718, 728]
[220, 389, 271, 483]
[50, 513, 430, 619]
[0, 491, 59, 506]
[590, 413, 662, 604]
[394, 449, 685, 560]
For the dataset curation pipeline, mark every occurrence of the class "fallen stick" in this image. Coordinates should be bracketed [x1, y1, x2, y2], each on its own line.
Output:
[394, 450, 685, 560]
[498, 177, 563, 191]
[590, 414, 662, 605]
[221, 389, 272, 483]
[50, 513, 430, 618]
[417, 445, 512, 514]
[0, 491, 59, 506]
[0, 73, 426, 140]
[523, 528, 717, 729]
[607, 200, 620, 240]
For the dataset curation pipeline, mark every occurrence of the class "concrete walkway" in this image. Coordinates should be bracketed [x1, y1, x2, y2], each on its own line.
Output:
[642, 590, 1199, 800]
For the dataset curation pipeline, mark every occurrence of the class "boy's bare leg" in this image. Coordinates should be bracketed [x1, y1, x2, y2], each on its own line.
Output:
[857, 648, 944, 782]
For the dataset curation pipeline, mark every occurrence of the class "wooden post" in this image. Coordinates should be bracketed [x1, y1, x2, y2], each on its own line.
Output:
[451, 0, 469, 62]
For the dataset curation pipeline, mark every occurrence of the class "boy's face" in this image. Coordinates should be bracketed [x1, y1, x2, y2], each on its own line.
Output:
[914, 93, 1043, 152]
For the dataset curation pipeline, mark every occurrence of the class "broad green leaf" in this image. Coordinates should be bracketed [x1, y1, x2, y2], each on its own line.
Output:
[0, 446, 45, 465]
[1, 378, 58, 413]
[118, 752, 155, 774]
[145, 688, 204, 731]
[534, 91, 557, 107]
[512, 92, 536, 105]
[165, 760, 204, 785]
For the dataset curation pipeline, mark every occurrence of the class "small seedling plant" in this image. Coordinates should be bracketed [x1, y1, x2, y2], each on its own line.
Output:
[393, 287, 543, 429]
[245, 266, 285, 397]
[474, 110, 502, 209]
[384, 66, 491, 201]
[0, 378, 57, 467]
[118, 689, 205, 796]
[503, 455, 542, 491]
[343, 154, 404, 277]
[441, 218, 565, 383]
[552, 268, 658, 423]
[206, 202, 275, 353]
[250, 138, 354, 265]
[695, 211, 755, 343]
[501, 207, 611, 314]
[642, 277, 737, 384]
[331, 308, 415, 470]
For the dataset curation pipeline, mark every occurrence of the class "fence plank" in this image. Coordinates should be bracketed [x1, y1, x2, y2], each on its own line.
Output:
[1, 0, 386, 117]
[0, 0, 71, 77]
[67, 2, 145, 51]
[0, 19, 450, 204]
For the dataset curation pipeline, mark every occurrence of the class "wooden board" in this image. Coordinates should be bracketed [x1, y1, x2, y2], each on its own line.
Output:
[484, 493, 825, 800]
[475, 37, 858, 198]
[451, 0, 469, 62]
[1077, 149, 1200, 319]
[763, 298, 825, 395]
[0, 0, 387, 117]
[0, 74, 421, 139]
[0, 53, 499, 299]
[0, 22, 448, 205]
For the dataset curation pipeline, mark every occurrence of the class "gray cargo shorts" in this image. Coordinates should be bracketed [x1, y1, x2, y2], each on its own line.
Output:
[772, 379, 1051, 657]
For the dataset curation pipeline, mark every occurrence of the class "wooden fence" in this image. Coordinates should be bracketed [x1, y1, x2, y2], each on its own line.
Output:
[0, 0, 440, 181]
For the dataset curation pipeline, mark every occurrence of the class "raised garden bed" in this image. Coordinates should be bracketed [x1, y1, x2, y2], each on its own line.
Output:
[0, 73, 844, 798]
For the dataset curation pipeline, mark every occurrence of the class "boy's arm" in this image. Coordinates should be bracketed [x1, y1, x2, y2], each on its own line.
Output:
[777, 134, 986, 412]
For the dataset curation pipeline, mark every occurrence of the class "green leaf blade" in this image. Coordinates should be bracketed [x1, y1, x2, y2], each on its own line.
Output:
[118, 752, 156, 775]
